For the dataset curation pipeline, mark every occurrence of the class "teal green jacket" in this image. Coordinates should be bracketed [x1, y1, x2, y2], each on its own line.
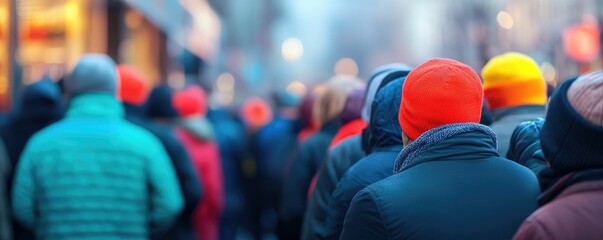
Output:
[12, 94, 184, 239]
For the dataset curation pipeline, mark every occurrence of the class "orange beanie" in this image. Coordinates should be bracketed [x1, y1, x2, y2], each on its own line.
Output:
[241, 97, 273, 129]
[399, 58, 483, 140]
[481, 52, 547, 110]
[117, 65, 150, 105]
[172, 85, 208, 117]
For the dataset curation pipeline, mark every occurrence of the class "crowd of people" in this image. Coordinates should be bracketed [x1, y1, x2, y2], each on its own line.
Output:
[0, 50, 602, 240]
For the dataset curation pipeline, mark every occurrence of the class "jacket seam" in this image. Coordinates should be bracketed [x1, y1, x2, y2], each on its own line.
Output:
[366, 188, 393, 240]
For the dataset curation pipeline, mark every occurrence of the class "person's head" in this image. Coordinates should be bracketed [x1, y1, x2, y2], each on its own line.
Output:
[64, 54, 117, 98]
[146, 84, 179, 119]
[117, 65, 150, 106]
[339, 86, 366, 125]
[481, 52, 547, 110]
[399, 58, 483, 145]
[540, 71, 603, 172]
[362, 63, 412, 122]
[173, 85, 208, 117]
[241, 97, 273, 130]
[313, 76, 363, 127]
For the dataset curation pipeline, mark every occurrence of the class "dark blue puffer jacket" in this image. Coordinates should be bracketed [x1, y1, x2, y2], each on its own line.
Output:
[507, 118, 548, 176]
[0, 77, 63, 240]
[322, 78, 405, 239]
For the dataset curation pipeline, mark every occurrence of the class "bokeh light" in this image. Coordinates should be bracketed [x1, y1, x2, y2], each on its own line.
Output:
[281, 38, 304, 62]
[497, 11, 514, 30]
[541, 62, 557, 87]
[334, 58, 358, 76]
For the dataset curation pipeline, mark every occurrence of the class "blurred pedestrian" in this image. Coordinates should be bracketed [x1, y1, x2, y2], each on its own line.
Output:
[302, 64, 411, 240]
[11, 54, 184, 239]
[0, 76, 63, 239]
[0, 139, 10, 240]
[511, 71, 603, 239]
[173, 85, 225, 240]
[278, 76, 362, 240]
[297, 92, 319, 142]
[207, 107, 247, 240]
[481, 52, 547, 157]
[341, 58, 539, 240]
[329, 86, 366, 148]
[249, 92, 300, 239]
[324, 76, 406, 239]
[118, 65, 202, 240]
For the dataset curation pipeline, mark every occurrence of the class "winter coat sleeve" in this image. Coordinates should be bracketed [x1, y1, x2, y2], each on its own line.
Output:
[340, 188, 389, 240]
[146, 136, 185, 231]
[324, 170, 367, 239]
[302, 146, 346, 240]
[281, 141, 313, 217]
[11, 141, 37, 228]
[279, 141, 315, 236]
[163, 134, 203, 218]
[507, 119, 548, 175]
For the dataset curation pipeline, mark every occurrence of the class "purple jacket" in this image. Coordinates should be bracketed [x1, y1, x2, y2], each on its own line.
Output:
[514, 174, 603, 240]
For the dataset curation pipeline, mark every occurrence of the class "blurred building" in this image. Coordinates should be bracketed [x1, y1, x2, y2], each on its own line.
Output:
[0, 0, 220, 112]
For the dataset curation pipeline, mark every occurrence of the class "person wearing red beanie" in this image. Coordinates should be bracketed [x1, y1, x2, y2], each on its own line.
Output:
[172, 85, 225, 240]
[340, 58, 539, 240]
[117, 66, 203, 240]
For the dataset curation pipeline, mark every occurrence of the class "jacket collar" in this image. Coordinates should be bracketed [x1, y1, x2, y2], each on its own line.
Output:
[538, 168, 603, 205]
[491, 105, 546, 122]
[394, 123, 498, 173]
[66, 93, 124, 119]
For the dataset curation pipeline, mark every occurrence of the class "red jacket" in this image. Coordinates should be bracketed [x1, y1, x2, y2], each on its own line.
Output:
[514, 175, 603, 240]
[176, 126, 224, 240]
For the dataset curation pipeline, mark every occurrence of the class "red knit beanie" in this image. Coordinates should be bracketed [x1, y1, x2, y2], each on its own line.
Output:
[117, 65, 150, 105]
[241, 97, 273, 129]
[172, 85, 208, 117]
[399, 58, 483, 140]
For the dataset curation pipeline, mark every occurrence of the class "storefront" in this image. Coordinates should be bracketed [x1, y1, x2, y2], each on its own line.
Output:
[0, 0, 13, 111]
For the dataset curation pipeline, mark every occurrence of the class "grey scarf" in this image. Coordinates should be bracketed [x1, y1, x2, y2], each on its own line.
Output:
[394, 123, 497, 173]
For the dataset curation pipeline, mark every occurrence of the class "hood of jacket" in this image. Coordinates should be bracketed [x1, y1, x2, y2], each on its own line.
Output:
[361, 67, 412, 122]
[66, 93, 124, 119]
[177, 117, 215, 141]
[368, 78, 405, 152]
[11, 77, 63, 121]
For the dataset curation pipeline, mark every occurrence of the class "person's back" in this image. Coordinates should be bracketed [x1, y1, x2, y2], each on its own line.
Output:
[173, 86, 225, 240]
[11, 55, 184, 239]
[344, 141, 538, 239]
[481, 52, 547, 156]
[341, 58, 539, 240]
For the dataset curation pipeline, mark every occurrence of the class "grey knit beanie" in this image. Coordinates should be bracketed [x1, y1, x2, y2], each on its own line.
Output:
[567, 70, 603, 127]
[65, 54, 117, 97]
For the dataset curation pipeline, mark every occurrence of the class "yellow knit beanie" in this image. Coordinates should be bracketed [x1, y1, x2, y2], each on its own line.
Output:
[481, 52, 547, 110]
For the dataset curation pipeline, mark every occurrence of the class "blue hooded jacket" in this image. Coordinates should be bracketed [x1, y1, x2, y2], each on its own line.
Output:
[323, 78, 405, 239]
